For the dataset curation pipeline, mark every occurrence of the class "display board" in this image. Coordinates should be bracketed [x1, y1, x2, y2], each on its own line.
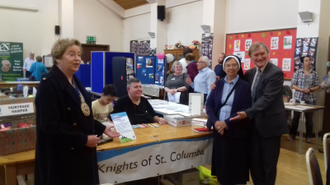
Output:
[226, 28, 297, 79]
[294, 37, 318, 71]
[0, 42, 23, 81]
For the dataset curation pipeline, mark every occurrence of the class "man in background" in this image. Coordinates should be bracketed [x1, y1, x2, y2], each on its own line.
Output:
[23, 51, 36, 78]
[214, 53, 226, 80]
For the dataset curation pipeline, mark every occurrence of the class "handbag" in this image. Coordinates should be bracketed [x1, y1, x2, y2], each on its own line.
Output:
[29, 63, 36, 81]
[206, 78, 240, 130]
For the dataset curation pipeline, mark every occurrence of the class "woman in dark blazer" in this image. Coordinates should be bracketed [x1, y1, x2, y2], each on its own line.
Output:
[206, 55, 251, 185]
[34, 39, 120, 185]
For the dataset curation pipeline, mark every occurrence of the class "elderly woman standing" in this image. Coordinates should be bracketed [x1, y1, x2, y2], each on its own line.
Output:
[29, 56, 48, 81]
[206, 55, 251, 185]
[289, 55, 319, 142]
[34, 39, 120, 185]
[186, 56, 216, 103]
[164, 61, 189, 104]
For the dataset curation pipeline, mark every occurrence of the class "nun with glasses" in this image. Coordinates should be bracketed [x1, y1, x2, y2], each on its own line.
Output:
[206, 55, 252, 185]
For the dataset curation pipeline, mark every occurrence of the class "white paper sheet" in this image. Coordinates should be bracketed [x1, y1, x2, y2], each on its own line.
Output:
[110, 112, 136, 143]
[167, 92, 181, 103]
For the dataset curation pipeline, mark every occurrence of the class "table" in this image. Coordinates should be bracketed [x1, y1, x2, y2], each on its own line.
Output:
[0, 81, 40, 89]
[285, 103, 325, 154]
[0, 125, 211, 185]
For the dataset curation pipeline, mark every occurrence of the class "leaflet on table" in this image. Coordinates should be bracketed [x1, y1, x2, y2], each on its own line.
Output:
[110, 112, 136, 143]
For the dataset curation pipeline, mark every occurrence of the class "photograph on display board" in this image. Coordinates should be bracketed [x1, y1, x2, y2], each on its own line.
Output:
[234, 40, 240, 51]
[157, 65, 162, 71]
[245, 39, 252, 51]
[146, 58, 153, 68]
[155, 73, 159, 83]
[149, 73, 154, 79]
[142, 69, 146, 76]
[201, 33, 214, 61]
[270, 58, 278, 66]
[283, 36, 292, 49]
[137, 63, 142, 69]
[282, 58, 291, 71]
[244, 59, 250, 70]
[233, 52, 245, 63]
[271, 37, 279, 50]
[160, 76, 164, 85]
[226, 28, 297, 79]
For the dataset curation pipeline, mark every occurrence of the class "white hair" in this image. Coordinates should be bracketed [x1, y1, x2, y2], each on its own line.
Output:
[171, 61, 182, 72]
[199, 56, 210, 66]
[29, 51, 35, 55]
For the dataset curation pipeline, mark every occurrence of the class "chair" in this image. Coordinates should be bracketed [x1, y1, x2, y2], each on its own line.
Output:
[306, 147, 323, 185]
[323, 133, 330, 172]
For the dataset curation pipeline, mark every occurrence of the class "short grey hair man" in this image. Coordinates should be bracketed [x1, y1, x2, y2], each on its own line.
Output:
[127, 78, 141, 87]
[199, 56, 211, 67]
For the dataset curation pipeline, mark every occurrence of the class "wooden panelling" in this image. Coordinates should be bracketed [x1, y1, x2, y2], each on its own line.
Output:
[113, 0, 148, 10]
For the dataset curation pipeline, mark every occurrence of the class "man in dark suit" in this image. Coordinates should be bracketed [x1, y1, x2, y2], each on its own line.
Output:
[230, 42, 288, 185]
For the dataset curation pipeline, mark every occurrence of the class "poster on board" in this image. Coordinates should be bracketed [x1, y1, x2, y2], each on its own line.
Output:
[294, 37, 318, 71]
[0, 42, 23, 81]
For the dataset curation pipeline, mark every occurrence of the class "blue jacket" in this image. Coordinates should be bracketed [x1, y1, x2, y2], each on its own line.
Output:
[206, 77, 252, 138]
[29, 62, 48, 81]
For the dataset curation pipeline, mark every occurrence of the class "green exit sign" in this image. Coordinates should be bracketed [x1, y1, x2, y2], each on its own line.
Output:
[86, 36, 96, 44]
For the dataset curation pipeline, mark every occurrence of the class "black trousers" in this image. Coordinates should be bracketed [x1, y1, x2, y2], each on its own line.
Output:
[26, 71, 32, 78]
[290, 111, 313, 138]
[250, 123, 281, 185]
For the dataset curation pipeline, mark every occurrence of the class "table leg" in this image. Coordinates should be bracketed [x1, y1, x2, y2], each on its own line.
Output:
[0, 166, 5, 185]
[315, 110, 319, 150]
[299, 112, 305, 155]
[4, 165, 17, 185]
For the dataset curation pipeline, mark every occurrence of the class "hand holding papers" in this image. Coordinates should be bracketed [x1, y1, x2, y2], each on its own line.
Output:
[110, 112, 136, 143]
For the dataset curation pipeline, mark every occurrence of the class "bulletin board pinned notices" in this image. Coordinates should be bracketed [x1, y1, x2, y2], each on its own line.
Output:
[226, 28, 297, 79]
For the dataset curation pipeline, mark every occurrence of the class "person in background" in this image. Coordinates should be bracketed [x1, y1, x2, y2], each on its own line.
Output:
[92, 84, 117, 126]
[186, 53, 198, 82]
[288, 55, 319, 143]
[179, 48, 193, 73]
[214, 53, 227, 80]
[230, 42, 288, 185]
[23, 51, 36, 78]
[29, 56, 48, 81]
[113, 78, 167, 125]
[186, 56, 216, 104]
[34, 38, 120, 185]
[164, 61, 189, 105]
[206, 55, 251, 185]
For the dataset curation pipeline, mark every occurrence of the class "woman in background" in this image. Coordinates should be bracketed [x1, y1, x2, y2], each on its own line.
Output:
[29, 55, 48, 81]
[289, 55, 319, 143]
[164, 61, 189, 104]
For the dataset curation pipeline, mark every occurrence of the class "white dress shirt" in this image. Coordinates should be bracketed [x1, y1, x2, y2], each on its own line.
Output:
[23, 57, 36, 71]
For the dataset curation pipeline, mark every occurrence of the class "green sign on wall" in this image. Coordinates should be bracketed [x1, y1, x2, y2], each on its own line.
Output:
[86, 36, 96, 44]
[0, 42, 23, 81]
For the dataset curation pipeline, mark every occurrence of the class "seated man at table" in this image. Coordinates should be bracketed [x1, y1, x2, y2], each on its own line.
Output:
[92, 84, 117, 126]
[112, 78, 167, 125]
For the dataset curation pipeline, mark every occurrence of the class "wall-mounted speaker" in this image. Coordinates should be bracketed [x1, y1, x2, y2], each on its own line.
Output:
[55, 25, 60, 35]
[298, 11, 313, 23]
[157, 6, 165, 21]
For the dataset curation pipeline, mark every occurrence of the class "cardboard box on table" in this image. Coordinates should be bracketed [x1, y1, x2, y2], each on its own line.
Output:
[0, 97, 36, 156]
[164, 115, 192, 127]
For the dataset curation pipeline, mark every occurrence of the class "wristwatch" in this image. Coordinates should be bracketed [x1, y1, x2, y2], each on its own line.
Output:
[177, 88, 180, 92]
[309, 88, 312, 92]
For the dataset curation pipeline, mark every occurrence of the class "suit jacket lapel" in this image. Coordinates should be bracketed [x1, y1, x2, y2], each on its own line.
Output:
[74, 75, 91, 106]
[258, 62, 272, 87]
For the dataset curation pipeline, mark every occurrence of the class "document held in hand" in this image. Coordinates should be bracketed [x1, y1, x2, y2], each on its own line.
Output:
[110, 112, 137, 143]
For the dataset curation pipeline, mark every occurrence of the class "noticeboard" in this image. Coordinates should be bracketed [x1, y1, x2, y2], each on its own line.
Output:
[226, 28, 297, 79]
[0, 42, 23, 81]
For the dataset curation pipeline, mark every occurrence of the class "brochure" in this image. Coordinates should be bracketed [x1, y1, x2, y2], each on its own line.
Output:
[110, 112, 136, 143]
